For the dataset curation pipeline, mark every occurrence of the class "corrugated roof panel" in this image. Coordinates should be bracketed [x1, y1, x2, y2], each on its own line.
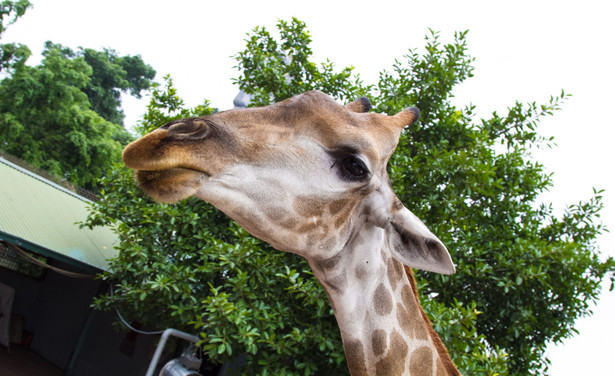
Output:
[0, 157, 118, 271]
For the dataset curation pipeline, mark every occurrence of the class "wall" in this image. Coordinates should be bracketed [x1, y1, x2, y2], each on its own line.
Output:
[0, 259, 153, 375]
[72, 309, 154, 376]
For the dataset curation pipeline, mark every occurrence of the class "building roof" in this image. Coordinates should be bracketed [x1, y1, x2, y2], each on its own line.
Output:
[0, 157, 118, 272]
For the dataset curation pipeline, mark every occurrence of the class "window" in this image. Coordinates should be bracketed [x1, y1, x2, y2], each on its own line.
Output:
[0, 240, 46, 279]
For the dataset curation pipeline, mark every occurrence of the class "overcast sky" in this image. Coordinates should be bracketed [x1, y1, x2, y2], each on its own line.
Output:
[4, 0, 614, 374]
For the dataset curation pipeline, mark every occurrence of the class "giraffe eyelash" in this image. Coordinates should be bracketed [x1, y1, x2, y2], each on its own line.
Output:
[329, 154, 370, 182]
[340, 156, 369, 181]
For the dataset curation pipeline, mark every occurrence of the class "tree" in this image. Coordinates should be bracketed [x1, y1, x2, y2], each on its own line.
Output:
[0, 42, 130, 189]
[0, 3, 155, 188]
[0, 0, 29, 35]
[86, 18, 614, 376]
[233, 18, 368, 106]
[0, 0, 31, 72]
[39, 42, 156, 126]
[80, 46, 155, 125]
[0, 29, 155, 188]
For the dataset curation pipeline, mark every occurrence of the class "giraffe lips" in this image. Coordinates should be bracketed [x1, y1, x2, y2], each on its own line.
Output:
[134, 167, 210, 203]
[136, 167, 209, 180]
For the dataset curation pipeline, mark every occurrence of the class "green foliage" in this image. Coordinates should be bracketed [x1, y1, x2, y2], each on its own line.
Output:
[0, 0, 29, 34]
[39, 42, 155, 125]
[80, 46, 155, 124]
[233, 17, 368, 106]
[86, 19, 614, 376]
[134, 74, 214, 135]
[0, 3, 155, 187]
[0, 42, 128, 189]
[0, 31, 155, 188]
[420, 294, 509, 375]
[86, 165, 230, 330]
[0, 0, 31, 72]
[193, 233, 347, 375]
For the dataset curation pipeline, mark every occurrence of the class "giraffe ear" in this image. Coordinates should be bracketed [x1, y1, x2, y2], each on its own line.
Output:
[345, 97, 371, 113]
[390, 107, 420, 129]
[387, 206, 455, 275]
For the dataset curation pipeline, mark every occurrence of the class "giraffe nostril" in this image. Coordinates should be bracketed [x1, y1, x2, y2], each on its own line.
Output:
[159, 120, 180, 130]
[167, 122, 192, 134]
[164, 119, 212, 140]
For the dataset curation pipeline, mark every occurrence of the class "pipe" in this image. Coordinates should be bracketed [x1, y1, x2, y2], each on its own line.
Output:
[145, 329, 200, 376]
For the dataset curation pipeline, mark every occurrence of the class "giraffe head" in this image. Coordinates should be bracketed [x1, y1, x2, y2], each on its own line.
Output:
[123, 90, 454, 274]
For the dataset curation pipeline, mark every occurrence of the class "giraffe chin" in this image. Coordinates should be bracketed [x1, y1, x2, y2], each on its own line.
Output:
[135, 168, 208, 203]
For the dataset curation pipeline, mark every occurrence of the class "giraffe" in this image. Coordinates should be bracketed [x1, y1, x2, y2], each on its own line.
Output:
[122, 90, 460, 375]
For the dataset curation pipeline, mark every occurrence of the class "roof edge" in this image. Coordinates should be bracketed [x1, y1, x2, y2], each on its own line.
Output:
[0, 231, 105, 274]
[0, 156, 93, 203]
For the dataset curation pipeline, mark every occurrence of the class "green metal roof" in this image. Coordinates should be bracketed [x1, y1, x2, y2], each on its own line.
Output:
[0, 157, 118, 272]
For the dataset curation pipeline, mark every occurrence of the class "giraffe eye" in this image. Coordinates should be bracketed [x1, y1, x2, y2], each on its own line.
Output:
[340, 156, 369, 181]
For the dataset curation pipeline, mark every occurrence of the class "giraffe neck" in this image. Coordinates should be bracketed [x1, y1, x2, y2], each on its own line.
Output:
[309, 225, 459, 376]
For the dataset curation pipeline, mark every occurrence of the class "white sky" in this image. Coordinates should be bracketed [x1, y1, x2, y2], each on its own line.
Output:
[4, 0, 614, 374]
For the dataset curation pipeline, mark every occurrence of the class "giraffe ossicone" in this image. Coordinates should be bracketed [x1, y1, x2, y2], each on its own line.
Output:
[123, 90, 459, 375]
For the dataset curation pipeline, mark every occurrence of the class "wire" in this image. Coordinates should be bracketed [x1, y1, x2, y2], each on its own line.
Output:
[8, 242, 96, 279]
[109, 284, 165, 335]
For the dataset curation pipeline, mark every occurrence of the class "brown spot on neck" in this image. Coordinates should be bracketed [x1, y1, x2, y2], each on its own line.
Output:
[375, 330, 408, 376]
[387, 257, 405, 286]
[397, 300, 429, 341]
[371, 329, 387, 357]
[409, 346, 434, 376]
[344, 339, 369, 376]
[355, 264, 368, 280]
[373, 283, 393, 316]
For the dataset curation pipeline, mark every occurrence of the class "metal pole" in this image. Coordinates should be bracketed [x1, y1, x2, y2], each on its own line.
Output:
[145, 329, 200, 376]
[64, 307, 96, 375]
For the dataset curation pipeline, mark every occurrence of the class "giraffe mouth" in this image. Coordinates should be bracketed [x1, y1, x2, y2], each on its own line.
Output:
[135, 166, 209, 178]
[134, 167, 210, 203]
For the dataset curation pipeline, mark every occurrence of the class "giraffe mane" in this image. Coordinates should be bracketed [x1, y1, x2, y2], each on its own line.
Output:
[404, 265, 461, 376]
